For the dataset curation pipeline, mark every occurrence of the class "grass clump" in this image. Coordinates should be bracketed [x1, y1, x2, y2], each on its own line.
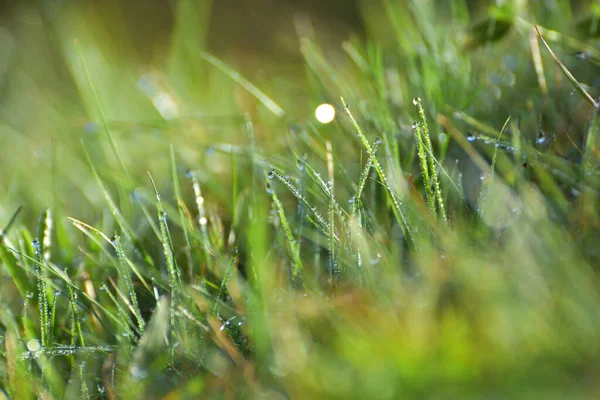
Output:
[1, 1, 600, 398]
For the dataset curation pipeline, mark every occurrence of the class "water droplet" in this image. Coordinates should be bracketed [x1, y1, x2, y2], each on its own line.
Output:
[83, 122, 97, 134]
[374, 136, 383, 145]
[159, 211, 168, 221]
[268, 170, 275, 179]
[265, 183, 273, 195]
[536, 137, 546, 145]
[412, 97, 421, 105]
[27, 339, 41, 352]
[130, 365, 148, 381]
[466, 133, 476, 142]
[575, 51, 587, 60]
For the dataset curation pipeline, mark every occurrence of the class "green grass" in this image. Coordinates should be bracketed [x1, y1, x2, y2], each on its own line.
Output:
[1, 0, 600, 398]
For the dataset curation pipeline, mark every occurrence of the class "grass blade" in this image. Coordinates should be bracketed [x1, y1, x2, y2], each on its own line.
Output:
[200, 52, 285, 118]
[534, 25, 598, 109]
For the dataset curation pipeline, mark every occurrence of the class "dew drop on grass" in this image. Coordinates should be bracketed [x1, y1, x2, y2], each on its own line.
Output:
[130, 365, 148, 381]
[83, 122, 97, 134]
[27, 339, 41, 352]
[374, 136, 383, 145]
[466, 133, 476, 142]
[159, 211, 168, 222]
[32, 239, 41, 255]
[268, 170, 275, 179]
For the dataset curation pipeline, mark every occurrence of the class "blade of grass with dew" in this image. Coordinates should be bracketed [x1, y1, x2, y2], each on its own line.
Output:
[341, 97, 416, 249]
[33, 239, 50, 347]
[413, 121, 436, 219]
[414, 97, 447, 224]
[268, 169, 338, 244]
[266, 178, 303, 277]
[291, 150, 346, 220]
[66, 272, 86, 346]
[212, 249, 238, 315]
[101, 283, 137, 340]
[67, 217, 151, 292]
[18, 249, 133, 334]
[114, 234, 145, 334]
[477, 116, 511, 218]
[148, 172, 182, 344]
[351, 139, 381, 219]
[326, 141, 339, 278]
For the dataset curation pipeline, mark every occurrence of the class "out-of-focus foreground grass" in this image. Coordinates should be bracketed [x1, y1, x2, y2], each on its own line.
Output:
[1, 0, 600, 398]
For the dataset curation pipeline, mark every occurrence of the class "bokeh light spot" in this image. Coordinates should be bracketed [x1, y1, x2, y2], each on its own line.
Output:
[315, 103, 335, 124]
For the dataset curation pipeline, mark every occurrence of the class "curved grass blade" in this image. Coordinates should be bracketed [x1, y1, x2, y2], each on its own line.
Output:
[534, 25, 598, 109]
[200, 52, 285, 118]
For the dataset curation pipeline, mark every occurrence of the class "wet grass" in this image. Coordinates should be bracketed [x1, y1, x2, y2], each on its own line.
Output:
[1, 0, 600, 398]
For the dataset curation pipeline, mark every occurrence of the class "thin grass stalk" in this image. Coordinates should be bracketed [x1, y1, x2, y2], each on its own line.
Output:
[34, 239, 50, 347]
[268, 181, 303, 276]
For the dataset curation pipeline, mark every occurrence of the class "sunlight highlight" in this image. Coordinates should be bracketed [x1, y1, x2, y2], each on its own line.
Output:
[315, 103, 336, 124]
